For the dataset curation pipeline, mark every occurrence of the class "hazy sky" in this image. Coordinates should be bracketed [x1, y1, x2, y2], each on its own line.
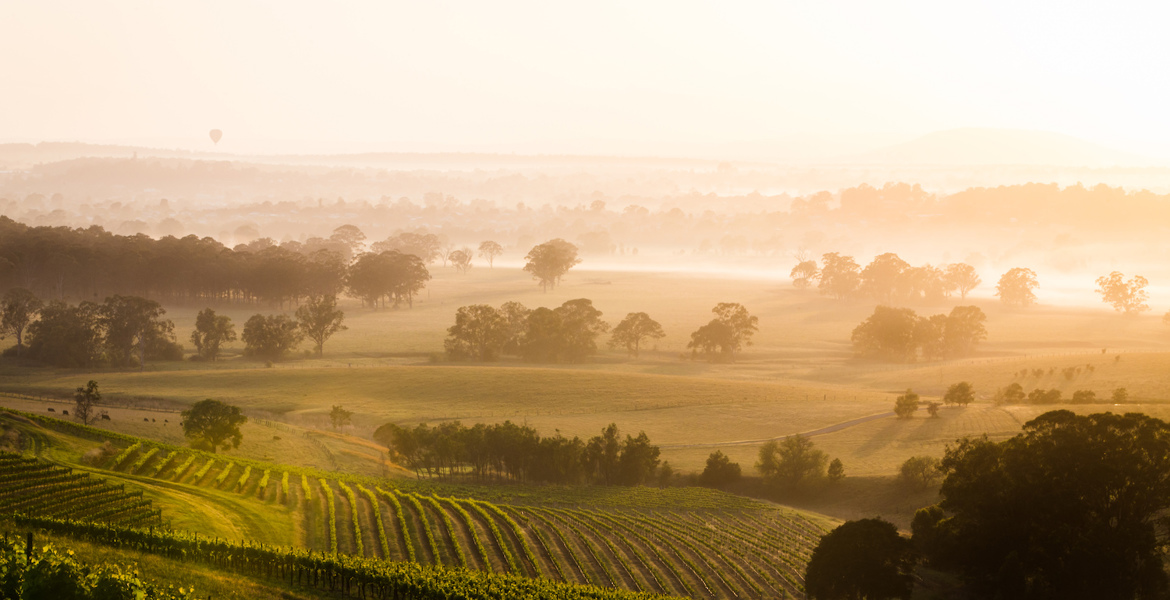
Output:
[3, 1, 1169, 157]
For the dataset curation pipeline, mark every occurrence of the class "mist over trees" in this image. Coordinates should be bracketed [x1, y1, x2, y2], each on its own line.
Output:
[996, 267, 1039, 307]
[1095, 271, 1149, 315]
[851, 305, 987, 362]
[523, 239, 581, 291]
[805, 251, 981, 304]
[687, 303, 758, 362]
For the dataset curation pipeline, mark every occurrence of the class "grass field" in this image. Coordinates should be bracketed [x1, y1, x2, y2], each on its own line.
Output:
[3, 267, 1169, 532]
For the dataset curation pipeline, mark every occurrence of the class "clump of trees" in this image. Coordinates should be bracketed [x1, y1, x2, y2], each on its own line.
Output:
[608, 312, 665, 357]
[899, 455, 941, 489]
[756, 434, 842, 493]
[894, 389, 920, 418]
[523, 238, 581, 291]
[687, 303, 758, 362]
[373, 421, 660, 486]
[242, 314, 302, 360]
[851, 305, 986, 362]
[444, 299, 610, 363]
[798, 251, 981, 303]
[190, 308, 235, 361]
[1095, 271, 1149, 315]
[994, 383, 1130, 405]
[913, 410, 1170, 598]
[346, 251, 431, 309]
[17, 293, 182, 368]
[0, 288, 42, 357]
[698, 450, 742, 488]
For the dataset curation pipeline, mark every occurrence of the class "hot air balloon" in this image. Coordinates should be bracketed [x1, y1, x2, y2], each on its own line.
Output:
[209, 129, 223, 145]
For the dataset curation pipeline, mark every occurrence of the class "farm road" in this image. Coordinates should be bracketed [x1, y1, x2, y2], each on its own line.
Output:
[659, 410, 897, 449]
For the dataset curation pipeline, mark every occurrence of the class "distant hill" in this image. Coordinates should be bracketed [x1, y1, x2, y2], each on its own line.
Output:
[848, 128, 1155, 168]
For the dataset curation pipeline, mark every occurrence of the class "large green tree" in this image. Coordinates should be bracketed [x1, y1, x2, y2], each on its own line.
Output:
[181, 399, 247, 453]
[914, 410, 1170, 599]
[757, 434, 829, 491]
[98, 295, 179, 368]
[241, 314, 302, 360]
[296, 295, 347, 357]
[805, 518, 916, 600]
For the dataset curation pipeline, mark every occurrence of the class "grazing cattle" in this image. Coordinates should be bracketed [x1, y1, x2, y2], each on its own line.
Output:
[143, 418, 149, 422]
[62, 410, 68, 415]
[101, 414, 111, 421]
[47, 408, 54, 412]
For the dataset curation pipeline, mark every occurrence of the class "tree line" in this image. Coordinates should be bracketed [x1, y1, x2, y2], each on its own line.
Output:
[444, 300, 757, 363]
[373, 421, 661, 486]
[7, 288, 347, 367]
[850, 305, 987, 362]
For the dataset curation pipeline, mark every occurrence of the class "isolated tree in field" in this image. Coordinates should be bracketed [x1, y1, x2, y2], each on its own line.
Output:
[329, 405, 352, 431]
[900, 455, 941, 489]
[699, 450, 742, 488]
[818, 252, 861, 299]
[805, 518, 915, 600]
[98, 295, 179, 368]
[894, 389, 920, 418]
[609, 312, 665, 357]
[713, 302, 758, 349]
[181, 399, 247, 453]
[295, 295, 347, 357]
[789, 257, 819, 289]
[1095, 271, 1150, 315]
[827, 458, 845, 483]
[1071, 390, 1097, 403]
[757, 434, 828, 490]
[944, 263, 981, 299]
[927, 402, 940, 417]
[0, 288, 41, 357]
[73, 380, 101, 426]
[852, 306, 919, 361]
[943, 382, 974, 407]
[189, 308, 235, 361]
[445, 304, 509, 361]
[449, 248, 473, 274]
[996, 267, 1038, 307]
[478, 241, 503, 268]
[242, 314, 302, 360]
[524, 238, 581, 291]
[914, 411, 1170, 599]
[1112, 387, 1129, 403]
[860, 252, 910, 303]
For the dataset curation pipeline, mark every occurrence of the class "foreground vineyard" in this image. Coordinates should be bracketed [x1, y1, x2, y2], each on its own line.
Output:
[0, 451, 163, 528]
[3, 408, 828, 599]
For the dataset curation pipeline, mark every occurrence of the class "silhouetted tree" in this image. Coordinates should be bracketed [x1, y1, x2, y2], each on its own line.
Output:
[608, 312, 665, 357]
[477, 240, 503, 268]
[805, 518, 915, 600]
[790, 258, 819, 289]
[827, 458, 845, 483]
[996, 267, 1038, 307]
[818, 252, 861, 299]
[894, 389, 920, 418]
[73, 380, 101, 426]
[241, 314, 302, 360]
[346, 251, 430, 309]
[944, 382, 974, 407]
[993, 382, 1026, 405]
[329, 405, 352, 431]
[1112, 387, 1129, 403]
[370, 231, 442, 264]
[757, 434, 828, 490]
[189, 308, 235, 361]
[329, 224, 366, 258]
[699, 450, 742, 488]
[942, 306, 987, 356]
[0, 288, 41, 357]
[852, 306, 919, 361]
[860, 252, 910, 304]
[945, 263, 981, 299]
[181, 399, 247, 453]
[687, 319, 735, 362]
[98, 295, 180, 368]
[449, 248, 473, 273]
[900, 455, 941, 489]
[1095, 271, 1150, 315]
[520, 299, 608, 363]
[914, 411, 1170, 599]
[296, 295, 347, 357]
[445, 304, 510, 361]
[25, 301, 103, 368]
[523, 238, 581, 291]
